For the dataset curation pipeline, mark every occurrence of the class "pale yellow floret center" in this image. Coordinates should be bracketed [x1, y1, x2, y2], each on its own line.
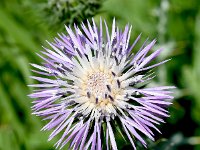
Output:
[87, 72, 108, 98]
[83, 70, 117, 108]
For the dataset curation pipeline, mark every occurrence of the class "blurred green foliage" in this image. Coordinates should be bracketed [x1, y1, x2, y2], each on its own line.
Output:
[0, 0, 200, 149]
[35, 0, 105, 30]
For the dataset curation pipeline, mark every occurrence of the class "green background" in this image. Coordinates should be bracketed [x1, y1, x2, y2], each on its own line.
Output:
[0, 0, 200, 149]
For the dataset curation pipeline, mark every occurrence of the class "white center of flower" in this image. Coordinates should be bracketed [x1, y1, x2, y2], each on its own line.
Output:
[87, 72, 108, 98]
[84, 70, 115, 107]
[71, 53, 129, 121]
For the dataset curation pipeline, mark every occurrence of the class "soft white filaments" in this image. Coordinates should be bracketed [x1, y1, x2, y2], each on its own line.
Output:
[67, 46, 140, 122]
[66, 42, 148, 121]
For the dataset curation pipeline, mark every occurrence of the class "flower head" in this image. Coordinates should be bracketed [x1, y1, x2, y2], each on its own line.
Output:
[29, 18, 175, 150]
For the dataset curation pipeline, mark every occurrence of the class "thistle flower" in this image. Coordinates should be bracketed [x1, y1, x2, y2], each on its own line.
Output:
[29, 18, 175, 150]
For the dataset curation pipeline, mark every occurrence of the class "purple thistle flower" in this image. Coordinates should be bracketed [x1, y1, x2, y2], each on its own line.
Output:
[29, 18, 175, 150]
